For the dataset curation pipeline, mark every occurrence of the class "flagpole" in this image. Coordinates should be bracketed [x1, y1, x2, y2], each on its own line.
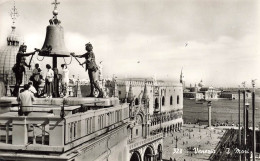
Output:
[238, 86, 241, 161]
[252, 80, 256, 161]
[242, 81, 246, 161]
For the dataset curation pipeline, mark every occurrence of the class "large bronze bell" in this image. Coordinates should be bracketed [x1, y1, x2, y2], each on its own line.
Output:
[39, 24, 70, 57]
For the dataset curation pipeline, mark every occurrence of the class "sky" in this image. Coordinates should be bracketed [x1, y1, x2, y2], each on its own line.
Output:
[0, 0, 259, 88]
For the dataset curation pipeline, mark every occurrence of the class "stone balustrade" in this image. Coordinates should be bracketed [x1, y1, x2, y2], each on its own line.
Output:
[128, 133, 163, 151]
[64, 104, 129, 145]
[0, 103, 129, 153]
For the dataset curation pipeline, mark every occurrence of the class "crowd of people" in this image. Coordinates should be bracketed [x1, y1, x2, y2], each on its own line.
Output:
[12, 44, 71, 98]
[27, 63, 70, 98]
[13, 42, 103, 100]
[16, 63, 71, 115]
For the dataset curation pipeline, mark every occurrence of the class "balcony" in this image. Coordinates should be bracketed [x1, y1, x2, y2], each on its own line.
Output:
[128, 133, 163, 151]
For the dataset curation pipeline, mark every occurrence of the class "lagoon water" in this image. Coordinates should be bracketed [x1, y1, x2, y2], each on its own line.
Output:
[183, 95, 260, 126]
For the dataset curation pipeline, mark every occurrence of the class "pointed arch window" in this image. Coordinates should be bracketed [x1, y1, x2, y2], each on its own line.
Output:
[135, 98, 139, 105]
[155, 98, 159, 109]
[162, 96, 165, 106]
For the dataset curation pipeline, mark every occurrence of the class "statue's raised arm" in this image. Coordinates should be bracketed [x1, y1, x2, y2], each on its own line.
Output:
[71, 52, 86, 58]
[16, 44, 37, 68]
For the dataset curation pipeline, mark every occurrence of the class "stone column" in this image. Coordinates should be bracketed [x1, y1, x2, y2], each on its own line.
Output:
[207, 101, 212, 127]
[245, 102, 250, 160]
[242, 91, 247, 161]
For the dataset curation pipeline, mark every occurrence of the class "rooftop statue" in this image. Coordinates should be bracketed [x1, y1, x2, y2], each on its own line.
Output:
[12, 44, 38, 96]
[71, 43, 103, 98]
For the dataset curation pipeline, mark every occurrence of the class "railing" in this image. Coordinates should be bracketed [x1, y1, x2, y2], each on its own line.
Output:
[0, 104, 129, 152]
[0, 122, 11, 144]
[64, 104, 129, 144]
[0, 116, 62, 149]
[128, 133, 163, 151]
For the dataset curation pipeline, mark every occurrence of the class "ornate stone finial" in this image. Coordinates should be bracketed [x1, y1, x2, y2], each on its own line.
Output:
[49, 0, 61, 25]
[10, 0, 19, 27]
[142, 81, 149, 102]
[242, 81, 246, 89]
[180, 67, 183, 83]
[7, 0, 20, 46]
[127, 80, 134, 103]
[52, 0, 60, 12]
[252, 79, 257, 88]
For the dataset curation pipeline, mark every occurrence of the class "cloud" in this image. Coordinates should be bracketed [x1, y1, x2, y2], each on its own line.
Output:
[23, 33, 44, 51]
[0, 0, 259, 87]
[65, 32, 87, 54]
[0, 0, 9, 5]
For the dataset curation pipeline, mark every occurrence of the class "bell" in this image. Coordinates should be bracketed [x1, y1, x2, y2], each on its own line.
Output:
[39, 25, 70, 57]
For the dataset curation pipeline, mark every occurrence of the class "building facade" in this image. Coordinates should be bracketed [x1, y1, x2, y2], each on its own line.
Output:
[0, 83, 168, 161]
[220, 91, 252, 100]
[183, 92, 204, 100]
[117, 78, 183, 135]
